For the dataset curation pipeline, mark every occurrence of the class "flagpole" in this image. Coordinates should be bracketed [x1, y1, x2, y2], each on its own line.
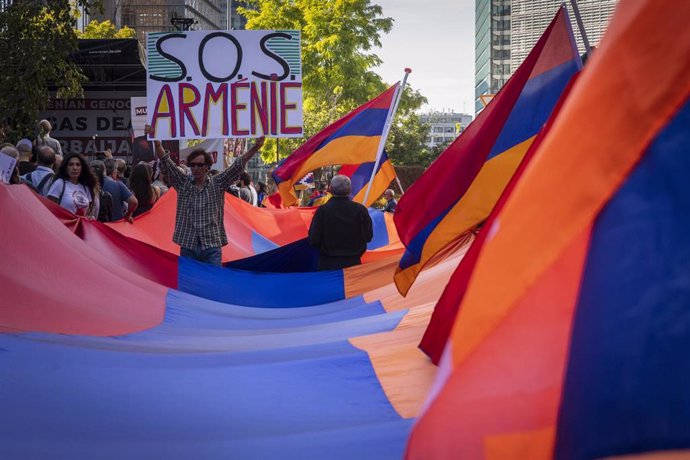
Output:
[362, 68, 411, 206]
[568, 0, 592, 54]
[395, 176, 405, 194]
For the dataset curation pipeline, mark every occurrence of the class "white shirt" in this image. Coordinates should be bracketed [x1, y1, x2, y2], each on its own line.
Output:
[48, 178, 93, 216]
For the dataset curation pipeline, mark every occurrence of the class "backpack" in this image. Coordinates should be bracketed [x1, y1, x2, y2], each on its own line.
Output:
[22, 170, 54, 195]
[97, 189, 113, 222]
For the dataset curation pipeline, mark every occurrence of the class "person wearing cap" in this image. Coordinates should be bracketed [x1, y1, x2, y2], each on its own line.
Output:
[35, 119, 63, 155]
[308, 175, 373, 270]
[16, 139, 36, 175]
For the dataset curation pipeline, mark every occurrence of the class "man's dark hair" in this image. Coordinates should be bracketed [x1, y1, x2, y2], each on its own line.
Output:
[104, 158, 116, 175]
[37, 146, 56, 167]
[187, 149, 213, 166]
[56, 153, 98, 195]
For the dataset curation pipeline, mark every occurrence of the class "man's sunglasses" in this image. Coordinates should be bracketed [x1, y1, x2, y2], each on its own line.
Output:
[189, 162, 207, 168]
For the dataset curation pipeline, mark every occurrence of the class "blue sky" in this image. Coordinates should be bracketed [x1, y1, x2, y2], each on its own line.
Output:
[373, 0, 475, 115]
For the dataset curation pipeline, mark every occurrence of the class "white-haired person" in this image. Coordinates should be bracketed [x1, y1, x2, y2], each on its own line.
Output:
[382, 188, 397, 213]
[308, 175, 373, 270]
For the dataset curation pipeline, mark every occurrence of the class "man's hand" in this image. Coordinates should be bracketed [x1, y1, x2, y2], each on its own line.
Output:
[144, 124, 152, 135]
[103, 148, 113, 159]
[154, 140, 165, 159]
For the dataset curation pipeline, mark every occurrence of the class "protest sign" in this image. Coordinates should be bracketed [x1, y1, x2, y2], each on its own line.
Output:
[130, 96, 148, 137]
[147, 30, 302, 141]
[0, 152, 17, 183]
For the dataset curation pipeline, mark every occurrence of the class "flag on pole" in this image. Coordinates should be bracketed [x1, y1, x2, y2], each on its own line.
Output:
[272, 84, 400, 208]
[406, 0, 690, 456]
[393, 6, 581, 296]
[294, 172, 314, 191]
[419, 72, 580, 364]
[339, 150, 397, 207]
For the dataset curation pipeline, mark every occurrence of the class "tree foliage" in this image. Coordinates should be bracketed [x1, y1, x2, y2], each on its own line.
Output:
[0, 0, 102, 141]
[386, 85, 432, 167]
[237, 0, 428, 166]
[75, 19, 135, 39]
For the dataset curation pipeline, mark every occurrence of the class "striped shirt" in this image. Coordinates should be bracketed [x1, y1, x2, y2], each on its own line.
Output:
[160, 154, 244, 250]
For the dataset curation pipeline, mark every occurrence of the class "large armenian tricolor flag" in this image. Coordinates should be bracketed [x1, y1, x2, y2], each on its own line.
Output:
[406, 0, 690, 457]
[393, 6, 581, 295]
[0, 181, 425, 460]
[273, 84, 399, 207]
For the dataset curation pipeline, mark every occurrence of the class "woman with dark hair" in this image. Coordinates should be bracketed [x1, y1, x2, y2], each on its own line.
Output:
[129, 162, 160, 217]
[47, 153, 97, 218]
[90, 160, 113, 222]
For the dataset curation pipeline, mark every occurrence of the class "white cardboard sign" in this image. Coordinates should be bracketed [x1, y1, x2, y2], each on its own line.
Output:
[147, 30, 303, 141]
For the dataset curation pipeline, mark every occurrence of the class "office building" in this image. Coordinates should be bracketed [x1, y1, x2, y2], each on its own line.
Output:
[510, 0, 617, 71]
[420, 111, 473, 148]
[94, 0, 225, 42]
[475, 0, 511, 113]
[221, 1, 248, 30]
[475, 0, 618, 113]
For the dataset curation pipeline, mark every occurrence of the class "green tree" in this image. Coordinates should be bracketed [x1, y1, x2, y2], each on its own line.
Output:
[75, 19, 135, 39]
[0, 0, 102, 140]
[238, 0, 393, 162]
[386, 86, 431, 167]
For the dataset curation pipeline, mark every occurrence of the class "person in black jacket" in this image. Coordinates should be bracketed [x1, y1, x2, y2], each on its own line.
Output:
[308, 175, 373, 270]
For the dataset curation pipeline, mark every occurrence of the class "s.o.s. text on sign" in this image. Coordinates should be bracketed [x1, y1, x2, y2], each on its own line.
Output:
[147, 30, 302, 140]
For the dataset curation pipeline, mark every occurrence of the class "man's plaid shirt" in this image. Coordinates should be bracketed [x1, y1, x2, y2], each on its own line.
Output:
[160, 154, 244, 250]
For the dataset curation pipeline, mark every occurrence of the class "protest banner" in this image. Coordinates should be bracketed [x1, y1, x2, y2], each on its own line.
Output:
[41, 92, 144, 157]
[147, 30, 303, 141]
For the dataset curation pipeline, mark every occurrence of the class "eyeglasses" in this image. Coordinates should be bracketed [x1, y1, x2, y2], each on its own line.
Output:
[188, 162, 207, 168]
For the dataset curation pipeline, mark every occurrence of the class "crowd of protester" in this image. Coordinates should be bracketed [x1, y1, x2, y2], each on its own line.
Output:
[1, 119, 397, 224]
[0, 120, 284, 223]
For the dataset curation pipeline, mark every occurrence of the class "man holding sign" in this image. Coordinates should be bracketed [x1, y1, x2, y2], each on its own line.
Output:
[148, 125, 265, 266]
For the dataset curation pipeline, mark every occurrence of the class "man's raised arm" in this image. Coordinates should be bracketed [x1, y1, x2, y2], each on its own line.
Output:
[146, 125, 186, 189]
[216, 137, 265, 190]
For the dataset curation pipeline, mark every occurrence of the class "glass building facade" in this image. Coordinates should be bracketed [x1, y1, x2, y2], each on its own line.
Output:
[475, 0, 511, 113]
[475, 0, 618, 113]
[511, 0, 617, 71]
